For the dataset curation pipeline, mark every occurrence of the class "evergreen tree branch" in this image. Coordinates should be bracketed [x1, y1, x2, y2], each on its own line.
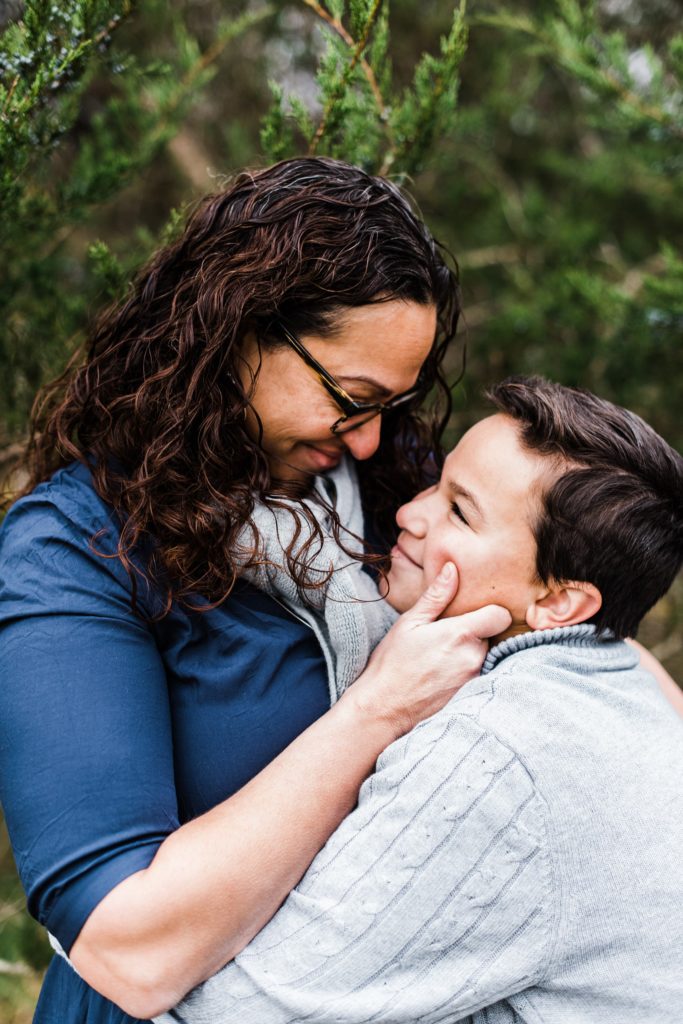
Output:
[0, 1, 136, 207]
[3, 4, 132, 122]
[90, 5, 131, 50]
[301, 0, 385, 113]
[32, 7, 273, 266]
[473, 11, 683, 139]
[1, 72, 19, 114]
[147, 6, 274, 135]
[308, 0, 383, 154]
[458, 243, 526, 269]
[380, 0, 467, 176]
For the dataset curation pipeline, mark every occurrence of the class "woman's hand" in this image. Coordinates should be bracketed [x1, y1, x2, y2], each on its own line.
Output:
[344, 562, 512, 739]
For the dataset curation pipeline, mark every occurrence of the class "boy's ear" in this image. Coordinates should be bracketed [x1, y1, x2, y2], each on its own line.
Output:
[526, 581, 602, 631]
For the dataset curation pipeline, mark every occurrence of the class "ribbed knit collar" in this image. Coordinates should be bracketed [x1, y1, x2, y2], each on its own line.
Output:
[482, 623, 616, 675]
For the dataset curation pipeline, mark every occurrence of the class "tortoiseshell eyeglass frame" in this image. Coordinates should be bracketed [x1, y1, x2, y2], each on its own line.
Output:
[279, 325, 426, 435]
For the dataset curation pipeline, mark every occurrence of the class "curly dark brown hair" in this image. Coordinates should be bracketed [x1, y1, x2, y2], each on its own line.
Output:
[19, 157, 461, 613]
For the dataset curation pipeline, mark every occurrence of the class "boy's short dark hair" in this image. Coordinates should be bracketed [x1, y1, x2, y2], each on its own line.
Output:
[487, 377, 683, 639]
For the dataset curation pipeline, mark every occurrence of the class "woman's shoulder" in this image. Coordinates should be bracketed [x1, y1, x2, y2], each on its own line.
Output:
[0, 461, 140, 614]
[2, 460, 121, 550]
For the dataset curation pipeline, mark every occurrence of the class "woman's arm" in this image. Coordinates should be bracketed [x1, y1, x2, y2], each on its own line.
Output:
[627, 638, 683, 715]
[70, 565, 511, 1018]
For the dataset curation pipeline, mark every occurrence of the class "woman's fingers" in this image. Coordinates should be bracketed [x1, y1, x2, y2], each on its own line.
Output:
[353, 572, 514, 738]
[402, 561, 459, 625]
[399, 564, 512, 639]
[445, 603, 512, 642]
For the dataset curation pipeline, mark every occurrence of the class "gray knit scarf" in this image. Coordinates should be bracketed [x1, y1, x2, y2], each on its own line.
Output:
[236, 457, 398, 705]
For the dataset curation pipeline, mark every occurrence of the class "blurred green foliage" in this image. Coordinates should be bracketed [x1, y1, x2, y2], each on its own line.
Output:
[0, 833, 51, 1021]
[1, 0, 681, 1013]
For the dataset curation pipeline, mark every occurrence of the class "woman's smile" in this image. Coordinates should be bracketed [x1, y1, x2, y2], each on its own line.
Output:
[301, 443, 345, 472]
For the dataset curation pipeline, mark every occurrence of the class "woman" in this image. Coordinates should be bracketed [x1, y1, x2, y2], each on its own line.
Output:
[0, 157, 510, 1022]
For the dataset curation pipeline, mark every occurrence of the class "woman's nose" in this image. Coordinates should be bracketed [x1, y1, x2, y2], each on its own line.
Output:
[339, 416, 382, 461]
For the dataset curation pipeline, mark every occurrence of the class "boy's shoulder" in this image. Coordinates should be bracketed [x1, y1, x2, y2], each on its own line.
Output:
[441, 625, 681, 795]
[455, 625, 641, 708]
[399, 627, 677, 780]
[453, 625, 668, 716]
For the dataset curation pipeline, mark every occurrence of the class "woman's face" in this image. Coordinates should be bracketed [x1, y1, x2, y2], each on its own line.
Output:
[240, 300, 437, 484]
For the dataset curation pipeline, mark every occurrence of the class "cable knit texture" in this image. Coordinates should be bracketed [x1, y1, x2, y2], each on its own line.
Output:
[159, 626, 683, 1024]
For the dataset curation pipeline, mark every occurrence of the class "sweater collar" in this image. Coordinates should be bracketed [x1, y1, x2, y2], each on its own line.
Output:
[482, 623, 614, 675]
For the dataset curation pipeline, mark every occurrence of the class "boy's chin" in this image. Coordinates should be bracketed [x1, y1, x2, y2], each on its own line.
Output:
[379, 573, 415, 613]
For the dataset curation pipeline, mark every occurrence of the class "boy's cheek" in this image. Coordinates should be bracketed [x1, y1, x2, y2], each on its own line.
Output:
[382, 566, 424, 612]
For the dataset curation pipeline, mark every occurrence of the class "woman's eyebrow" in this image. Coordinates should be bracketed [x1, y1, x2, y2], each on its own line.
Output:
[336, 374, 393, 399]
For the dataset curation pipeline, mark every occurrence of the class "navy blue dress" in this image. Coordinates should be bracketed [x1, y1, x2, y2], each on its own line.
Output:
[0, 462, 330, 1023]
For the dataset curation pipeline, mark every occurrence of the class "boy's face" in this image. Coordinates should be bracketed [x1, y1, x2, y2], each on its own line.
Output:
[384, 413, 552, 634]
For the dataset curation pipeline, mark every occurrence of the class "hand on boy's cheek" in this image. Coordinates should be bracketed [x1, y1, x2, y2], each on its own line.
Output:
[382, 557, 462, 616]
[441, 594, 519, 642]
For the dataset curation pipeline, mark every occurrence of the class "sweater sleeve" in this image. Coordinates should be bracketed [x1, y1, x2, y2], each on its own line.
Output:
[161, 709, 557, 1024]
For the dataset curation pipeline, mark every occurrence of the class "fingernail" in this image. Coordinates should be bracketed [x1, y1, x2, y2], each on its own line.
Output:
[438, 562, 455, 582]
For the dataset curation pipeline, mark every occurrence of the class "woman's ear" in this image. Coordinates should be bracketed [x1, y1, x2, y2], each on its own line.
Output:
[526, 581, 602, 631]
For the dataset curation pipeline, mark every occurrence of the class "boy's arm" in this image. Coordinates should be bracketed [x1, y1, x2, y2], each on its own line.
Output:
[627, 639, 683, 716]
[156, 713, 555, 1024]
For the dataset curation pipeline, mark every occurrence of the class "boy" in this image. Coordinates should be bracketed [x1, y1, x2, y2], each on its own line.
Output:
[161, 377, 683, 1023]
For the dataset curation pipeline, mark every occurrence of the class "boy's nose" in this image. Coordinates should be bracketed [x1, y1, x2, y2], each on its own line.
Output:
[396, 492, 430, 538]
[339, 416, 382, 461]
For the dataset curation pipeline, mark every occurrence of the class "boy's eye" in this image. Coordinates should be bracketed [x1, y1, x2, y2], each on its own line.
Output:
[451, 501, 469, 526]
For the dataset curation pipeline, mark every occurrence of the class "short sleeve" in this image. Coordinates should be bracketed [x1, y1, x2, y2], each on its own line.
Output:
[0, 480, 179, 952]
[163, 712, 557, 1024]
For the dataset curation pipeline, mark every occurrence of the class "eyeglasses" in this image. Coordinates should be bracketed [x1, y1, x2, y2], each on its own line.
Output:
[279, 325, 426, 435]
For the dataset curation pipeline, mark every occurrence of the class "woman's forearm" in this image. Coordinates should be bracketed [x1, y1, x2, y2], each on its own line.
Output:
[70, 694, 398, 1018]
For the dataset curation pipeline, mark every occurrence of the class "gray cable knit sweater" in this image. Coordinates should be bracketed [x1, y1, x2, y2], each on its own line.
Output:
[160, 625, 683, 1024]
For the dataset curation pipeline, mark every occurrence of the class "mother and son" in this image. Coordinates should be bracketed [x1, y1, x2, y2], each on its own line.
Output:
[0, 158, 681, 1024]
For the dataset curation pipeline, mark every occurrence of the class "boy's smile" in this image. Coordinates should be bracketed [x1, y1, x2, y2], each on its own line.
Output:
[384, 413, 555, 639]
